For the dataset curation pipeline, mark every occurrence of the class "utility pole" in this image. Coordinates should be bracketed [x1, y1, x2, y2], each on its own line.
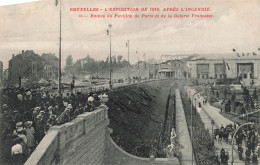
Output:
[0, 61, 2, 113]
[58, 0, 62, 97]
[108, 24, 112, 89]
[127, 40, 130, 84]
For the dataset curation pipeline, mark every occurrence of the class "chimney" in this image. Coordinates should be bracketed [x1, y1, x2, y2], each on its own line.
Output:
[12, 54, 15, 58]
[22, 50, 24, 55]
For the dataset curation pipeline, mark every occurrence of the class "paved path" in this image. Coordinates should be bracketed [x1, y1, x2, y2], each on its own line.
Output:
[176, 89, 196, 165]
[187, 87, 245, 165]
[198, 105, 244, 165]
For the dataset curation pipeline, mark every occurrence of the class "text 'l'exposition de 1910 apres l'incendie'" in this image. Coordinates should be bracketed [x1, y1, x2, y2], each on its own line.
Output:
[70, 7, 213, 18]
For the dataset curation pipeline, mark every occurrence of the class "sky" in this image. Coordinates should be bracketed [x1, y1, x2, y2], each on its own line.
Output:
[0, 0, 260, 69]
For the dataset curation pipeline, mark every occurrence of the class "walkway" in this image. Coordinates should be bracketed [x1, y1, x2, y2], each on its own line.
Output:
[176, 89, 196, 165]
[199, 105, 244, 164]
[187, 87, 244, 165]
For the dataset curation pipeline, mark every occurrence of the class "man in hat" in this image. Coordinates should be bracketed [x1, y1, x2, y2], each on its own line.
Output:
[13, 122, 23, 136]
[24, 121, 35, 156]
[16, 127, 27, 154]
[220, 148, 226, 164]
[35, 115, 45, 144]
[11, 137, 23, 165]
[56, 108, 70, 125]
[93, 93, 101, 107]
[86, 96, 96, 112]
[32, 107, 40, 123]
[48, 106, 54, 116]
[238, 144, 243, 160]
[64, 108, 71, 123]
[73, 107, 80, 118]
[47, 115, 57, 127]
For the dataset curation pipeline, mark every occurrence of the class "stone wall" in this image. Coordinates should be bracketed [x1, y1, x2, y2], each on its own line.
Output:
[25, 105, 109, 165]
[25, 99, 180, 165]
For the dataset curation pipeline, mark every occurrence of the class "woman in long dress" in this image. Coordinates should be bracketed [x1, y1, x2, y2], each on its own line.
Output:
[24, 121, 35, 156]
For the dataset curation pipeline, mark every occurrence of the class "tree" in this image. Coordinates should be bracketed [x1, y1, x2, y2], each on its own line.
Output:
[106, 56, 109, 63]
[65, 55, 74, 73]
[112, 55, 117, 64]
[66, 55, 73, 67]
[117, 55, 123, 63]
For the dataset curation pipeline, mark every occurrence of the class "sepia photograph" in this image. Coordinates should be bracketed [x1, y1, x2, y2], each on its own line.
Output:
[0, 0, 260, 164]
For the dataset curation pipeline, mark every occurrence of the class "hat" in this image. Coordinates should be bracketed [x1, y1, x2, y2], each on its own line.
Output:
[3, 104, 8, 108]
[65, 108, 70, 113]
[67, 104, 73, 109]
[48, 106, 53, 110]
[14, 137, 23, 143]
[34, 107, 40, 111]
[36, 115, 43, 119]
[26, 91, 31, 95]
[24, 121, 33, 127]
[16, 122, 23, 128]
[88, 96, 94, 102]
[16, 127, 24, 134]
[50, 114, 57, 119]
[40, 111, 45, 115]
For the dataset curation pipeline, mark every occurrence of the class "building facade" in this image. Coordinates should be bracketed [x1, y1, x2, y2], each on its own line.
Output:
[187, 58, 260, 79]
[8, 50, 58, 86]
[157, 56, 193, 79]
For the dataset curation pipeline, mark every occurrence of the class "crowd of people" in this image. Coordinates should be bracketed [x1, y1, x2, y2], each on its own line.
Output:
[1, 87, 105, 164]
[213, 123, 259, 165]
[235, 125, 259, 164]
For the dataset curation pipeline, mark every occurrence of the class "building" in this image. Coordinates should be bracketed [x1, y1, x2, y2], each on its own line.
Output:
[187, 53, 260, 79]
[157, 55, 194, 79]
[3, 69, 8, 87]
[8, 50, 58, 86]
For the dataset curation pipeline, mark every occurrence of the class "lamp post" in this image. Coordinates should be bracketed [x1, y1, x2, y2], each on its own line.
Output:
[231, 122, 254, 165]
[190, 91, 200, 165]
[211, 120, 215, 136]
[108, 24, 112, 89]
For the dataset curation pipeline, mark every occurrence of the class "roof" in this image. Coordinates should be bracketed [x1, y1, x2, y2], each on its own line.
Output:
[189, 53, 260, 61]
[158, 68, 173, 73]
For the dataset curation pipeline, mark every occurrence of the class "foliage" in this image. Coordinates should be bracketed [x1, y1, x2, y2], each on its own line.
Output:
[64, 54, 129, 77]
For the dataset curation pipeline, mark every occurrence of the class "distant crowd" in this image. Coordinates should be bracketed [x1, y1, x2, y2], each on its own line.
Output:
[2, 87, 105, 165]
[213, 123, 259, 165]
